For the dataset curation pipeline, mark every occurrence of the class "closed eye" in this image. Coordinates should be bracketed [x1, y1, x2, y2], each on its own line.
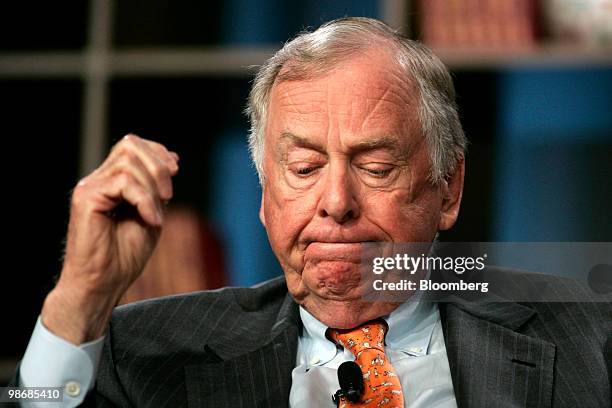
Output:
[365, 168, 392, 177]
[358, 164, 394, 178]
[295, 166, 320, 176]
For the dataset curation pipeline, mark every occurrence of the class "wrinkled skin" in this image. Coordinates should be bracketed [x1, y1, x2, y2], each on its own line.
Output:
[260, 50, 464, 329]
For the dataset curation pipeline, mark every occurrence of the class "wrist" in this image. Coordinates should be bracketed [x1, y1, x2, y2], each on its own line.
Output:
[41, 281, 119, 344]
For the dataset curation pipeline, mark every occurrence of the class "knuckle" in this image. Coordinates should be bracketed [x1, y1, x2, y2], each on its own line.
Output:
[72, 176, 88, 192]
[70, 178, 93, 208]
[116, 171, 134, 187]
[118, 136, 138, 153]
[109, 143, 126, 159]
[124, 133, 141, 142]
[111, 133, 140, 153]
[117, 143, 137, 161]
[71, 185, 86, 206]
[112, 154, 141, 179]
[114, 154, 134, 173]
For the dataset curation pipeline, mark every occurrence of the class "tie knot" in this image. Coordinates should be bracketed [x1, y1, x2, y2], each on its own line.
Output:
[329, 320, 387, 357]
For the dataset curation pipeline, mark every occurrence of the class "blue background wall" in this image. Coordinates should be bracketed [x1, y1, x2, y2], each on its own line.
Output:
[493, 68, 612, 242]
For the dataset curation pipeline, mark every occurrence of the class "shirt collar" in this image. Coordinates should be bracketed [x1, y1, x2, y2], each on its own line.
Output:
[298, 298, 439, 367]
[298, 306, 338, 367]
[383, 298, 438, 357]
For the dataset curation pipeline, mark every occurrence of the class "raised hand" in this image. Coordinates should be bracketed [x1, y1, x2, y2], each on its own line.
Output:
[41, 134, 179, 344]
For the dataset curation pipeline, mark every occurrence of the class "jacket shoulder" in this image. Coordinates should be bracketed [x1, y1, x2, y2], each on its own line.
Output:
[107, 276, 290, 353]
[486, 266, 612, 337]
[93, 277, 294, 406]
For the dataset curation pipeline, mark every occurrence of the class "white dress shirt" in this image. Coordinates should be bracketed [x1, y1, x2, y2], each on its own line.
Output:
[19, 301, 457, 407]
[19, 317, 104, 407]
[290, 301, 457, 407]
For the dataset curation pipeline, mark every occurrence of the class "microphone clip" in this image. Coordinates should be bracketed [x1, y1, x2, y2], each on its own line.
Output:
[332, 387, 363, 407]
[332, 389, 343, 407]
[332, 361, 364, 406]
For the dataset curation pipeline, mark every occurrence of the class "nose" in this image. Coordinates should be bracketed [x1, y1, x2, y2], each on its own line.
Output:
[317, 165, 360, 224]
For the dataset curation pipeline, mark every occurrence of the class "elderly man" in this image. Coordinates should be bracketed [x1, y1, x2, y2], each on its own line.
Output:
[12, 17, 610, 408]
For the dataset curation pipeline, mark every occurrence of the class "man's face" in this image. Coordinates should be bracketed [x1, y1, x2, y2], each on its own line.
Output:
[260, 51, 463, 329]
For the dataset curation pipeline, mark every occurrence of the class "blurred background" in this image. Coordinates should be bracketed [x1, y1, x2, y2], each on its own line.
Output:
[1, 0, 611, 383]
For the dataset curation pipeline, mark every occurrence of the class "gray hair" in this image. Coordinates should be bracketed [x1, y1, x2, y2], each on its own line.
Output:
[246, 17, 466, 185]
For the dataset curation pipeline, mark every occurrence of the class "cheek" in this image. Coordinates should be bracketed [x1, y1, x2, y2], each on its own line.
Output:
[263, 186, 318, 259]
[363, 187, 442, 242]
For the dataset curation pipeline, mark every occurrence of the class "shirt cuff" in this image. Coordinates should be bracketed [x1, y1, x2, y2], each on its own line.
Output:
[18, 316, 105, 407]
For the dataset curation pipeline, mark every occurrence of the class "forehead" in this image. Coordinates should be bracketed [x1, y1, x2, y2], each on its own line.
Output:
[267, 52, 420, 141]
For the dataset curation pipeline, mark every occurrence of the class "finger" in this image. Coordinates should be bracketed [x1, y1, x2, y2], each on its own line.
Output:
[108, 135, 175, 201]
[109, 134, 179, 173]
[96, 149, 169, 203]
[140, 138, 180, 172]
[104, 172, 163, 227]
[122, 134, 179, 175]
[72, 172, 162, 227]
[124, 134, 178, 190]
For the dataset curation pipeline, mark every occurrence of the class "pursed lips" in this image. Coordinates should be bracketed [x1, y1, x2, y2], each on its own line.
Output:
[300, 233, 378, 247]
[303, 241, 371, 262]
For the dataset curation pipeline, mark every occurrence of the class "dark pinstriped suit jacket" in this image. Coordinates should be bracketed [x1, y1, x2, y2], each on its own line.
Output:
[12, 268, 612, 407]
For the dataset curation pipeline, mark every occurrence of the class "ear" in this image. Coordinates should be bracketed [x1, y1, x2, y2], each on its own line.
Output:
[259, 188, 266, 227]
[438, 156, 465, 231]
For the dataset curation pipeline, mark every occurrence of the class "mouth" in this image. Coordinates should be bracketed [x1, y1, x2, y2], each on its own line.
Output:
[303, 242, 368, 262]
[302, 238, 377, 247]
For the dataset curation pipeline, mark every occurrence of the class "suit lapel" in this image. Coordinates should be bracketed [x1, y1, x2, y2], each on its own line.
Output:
[184, 293, 300, 408]
[440, 300, 556, 408]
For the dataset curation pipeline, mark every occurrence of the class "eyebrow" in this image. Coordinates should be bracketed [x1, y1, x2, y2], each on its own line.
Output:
[278, 131, 404, 155]
[278, 132, 326, 154]
[352, 135, 403, 153]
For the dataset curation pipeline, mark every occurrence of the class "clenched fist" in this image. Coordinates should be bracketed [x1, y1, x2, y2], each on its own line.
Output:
[41, 134, 179, 344]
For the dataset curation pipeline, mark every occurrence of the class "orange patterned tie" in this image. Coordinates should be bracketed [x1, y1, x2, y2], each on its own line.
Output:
[329, 321, 404, 407]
